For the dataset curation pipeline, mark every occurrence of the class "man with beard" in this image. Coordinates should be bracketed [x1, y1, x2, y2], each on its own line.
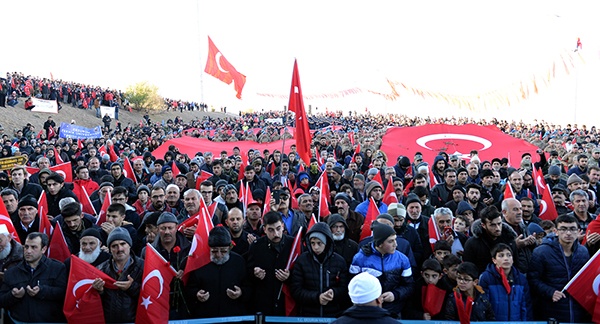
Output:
[93, 228, 144, 324]
[243, 199, 263, 236]
[92, 181, 114, 213]
[431, 155, 447, 184]
[466, 162, 481, 185]
[87, 156, 109, 185]
[64, 228, 110, 272]
[141, 212, 191, 319]
[223, 184, 243, 211]
[225, 208, 255, 256]
[331, 193, 364, 243]
[327, 213, 358, 266]
[520, 197, 541, 225]
[465, 183, 486, 218]
[480, 169, 501, 206]
[0, 224, 23, 283]
[430, 168, 457, 208]
[246, 211, 294, 315]
[405, 194, 433, 262]
[186, 226, 249, 318]
[60, 202, 100, 254]
[551, 185, 571, 215]
[110, 163, 137, 203]
[355, 181, 388, 216]
[269, 188, 305, 236]
[566, 189, 595, 240]
[387, 203, 424, 267]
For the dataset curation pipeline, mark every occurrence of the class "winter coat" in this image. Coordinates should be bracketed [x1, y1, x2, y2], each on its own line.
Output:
[479, 263, 533, 321]
[0, 240, 23, 277]
[444, 287, 495, 321]
[358, 235, 417, 270]
[349, 242, 414, 316]
[97, 255, 145, 323]
[291, 222, 349, 317]
[327, 214, 359, 266]
[246, 233, 294, 315]
[185, 251, 250, 318]
[331, 305, 399, 324]
[0, 256, 67, 323]
[61, 214, 101, 254]
[463, 219, 519, 274]
[528, 235, 590, 323]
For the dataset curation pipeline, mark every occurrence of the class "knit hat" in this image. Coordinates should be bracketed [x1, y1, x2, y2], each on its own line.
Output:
[567, 173, 583, 185]
[81, 228, 103, 242]
[405, 193, 421, 206]
[548, 165, 561, 176]
[309, 231, 327, 244]
[161, 165, 172, 176]
[376, 213, 394, 225]
[137, 185, 150, 195]
[334, 193, 351, 205]
[208, 226, 232, 247]
[348, 272, 382, 304]
[527, 222, 545, 236]
[332, 166, 343, 176]
[456, 201, 475, 215]
[157, 212, 178, 225]
[215, 179, 228, 191]
[367, 168, 379, 176]
[480, 169, 494, 178]
[387, 203, 407, 218]
[39, 168, 52, 176]
[372, 221, 396, 246]
[298, 173, 309, 182]
[18, 194, 38, 209]
[107, 227, 132, 247]
[99, 182, 114, 189]
[398, 156, 411, 167]
[353, 174, 365, 182]
[457, 167, 468, 175]
[552, 184, 568, 195]
[365, 181, 383, 197]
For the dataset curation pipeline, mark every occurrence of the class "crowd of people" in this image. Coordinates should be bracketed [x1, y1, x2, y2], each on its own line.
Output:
[1, 71, 600, 323]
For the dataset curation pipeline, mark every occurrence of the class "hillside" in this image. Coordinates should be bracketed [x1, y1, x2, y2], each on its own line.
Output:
[2, 101, 234, 137]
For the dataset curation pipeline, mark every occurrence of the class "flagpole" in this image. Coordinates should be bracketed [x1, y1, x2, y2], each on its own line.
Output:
[196, 0, 204, 103]
[281, 105, 288, 156]
[562, 247, 600, 292]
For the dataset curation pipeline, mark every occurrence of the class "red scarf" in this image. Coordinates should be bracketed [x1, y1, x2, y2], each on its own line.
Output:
[454, 290, 473, 324]
[496, 266, 511, 294]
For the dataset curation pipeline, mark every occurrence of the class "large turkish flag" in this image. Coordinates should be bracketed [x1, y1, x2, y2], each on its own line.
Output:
[380, 124, 538, 166]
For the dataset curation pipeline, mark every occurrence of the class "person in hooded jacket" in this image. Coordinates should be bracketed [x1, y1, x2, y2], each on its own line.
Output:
[290, 222, 349, 317]
[327, 214, 358, 267]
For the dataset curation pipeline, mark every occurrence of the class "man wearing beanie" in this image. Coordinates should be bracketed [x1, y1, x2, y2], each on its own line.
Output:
[350, 221, 414, 318]
[327, 214, 358, 266]
[94, 227, 144, 323]
[185, 226, 248, 318]
[332, 193, 364, 243]
[332, 272, 398, 323]
[14, 194, 40, 243]
[354, 181, 388, 217]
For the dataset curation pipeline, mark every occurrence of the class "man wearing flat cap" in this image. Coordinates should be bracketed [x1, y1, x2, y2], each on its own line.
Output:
[330, 193, 364, 243]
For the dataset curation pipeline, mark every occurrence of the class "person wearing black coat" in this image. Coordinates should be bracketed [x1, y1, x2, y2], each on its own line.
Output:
[291, 222, 349, 317]
[246, 211, 294, 315]
[327, 214, 358, 266]
[0, 233, 67, 323]
[185, 226, 250, 318]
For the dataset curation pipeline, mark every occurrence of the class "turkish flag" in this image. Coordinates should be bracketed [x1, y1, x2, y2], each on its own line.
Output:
[503, 181, 515, 200]
[182, 207, 214, 283]
[539, 184, 559, 221]
[78, 185, 98, 216]
[64, 255, 117, 324]
[422, 284, 446, 316]
[98, 145, 107, 157]
[122, 158, 137, 185]
[136, 244, 177, 324]
[307, 214, 317, 231]
[195, 170, 213, 190]
[38, 191, 53, 236]
[96, 191, 112, 225]
[47, 223, 71, 262]
[0, 199, 20, 243]
[379, 124, 538, 166]
[283, 227, 304, 316]
[77, 139, 84, 151]
[204, 36, 246, 99]
[263, 186, 272, 217]
[564, 249, 600, 319]
[428, 164, 438, 188]
[360, 198, 380, 241]
[372, 171, 384, 187]
[428, 214, 442, 251]
[53, 147, 64, 164]
[383, 179, 399, 206]
[170, 161, 181, 177]
[351, 143, 361, 163]
[26, 166, 40, 175]
[237, 152, 248, 182]
[532, 166, 546, 197]
[315, 149, 323, 167]
[50, 162, 72, 183]
[316, 172, 330, 221]
[48, 126, 56, 140]
[288, 60, 312, 165]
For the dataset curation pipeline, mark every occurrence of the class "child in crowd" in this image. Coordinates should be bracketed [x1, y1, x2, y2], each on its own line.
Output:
[437, 254, 461, 292]
[405, 259, 447, 320]
[479, 243, 533, 321]
[539, 220, 556, 237]
[432, 240, 452, 265]
[444, 262, 495, 321]
[453, 214, 470, 237]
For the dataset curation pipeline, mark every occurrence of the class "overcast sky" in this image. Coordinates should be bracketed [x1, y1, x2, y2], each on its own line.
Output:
[3, 0, 600, 125]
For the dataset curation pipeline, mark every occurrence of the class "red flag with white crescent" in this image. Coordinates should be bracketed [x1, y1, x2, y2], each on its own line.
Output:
[564, 249, 600, 319]
[53, 147, 64, 164]
[383, 178, 399, 206]
[47, 223, 71, 262]
[204, 36, 246, 99]
[136, 244, 177, 324]
[0, 199, 20, 243]
[50, 162, 72, 183]
[263, 186, 272, 217]
[38, 192, 53, 236]
[359, 198, 380, 241]
[122, 158, 138, 185]
[182, 207, 214, 284]
[539, 185, 558, 221]
[283, 226, 304, 316]
[195, 170, 213, 190]
[96, 191, 112, 225]
[503, 182, 515, 200]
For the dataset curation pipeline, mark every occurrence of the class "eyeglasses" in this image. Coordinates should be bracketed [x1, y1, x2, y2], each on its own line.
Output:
[456, 276, 473, 283]
[557, 227, 578, 233]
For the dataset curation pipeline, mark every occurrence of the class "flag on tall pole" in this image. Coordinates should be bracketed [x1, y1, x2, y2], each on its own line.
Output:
[288, 60, 312, 166]
[204, 36, 246, 99]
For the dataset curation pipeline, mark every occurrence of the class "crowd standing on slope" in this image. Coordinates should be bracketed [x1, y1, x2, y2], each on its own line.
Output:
[0, 72, 599, 323]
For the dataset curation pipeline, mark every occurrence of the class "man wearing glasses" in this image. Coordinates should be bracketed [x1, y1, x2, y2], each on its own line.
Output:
[528, 214, 590, 322]
[269, 188, 305, 236]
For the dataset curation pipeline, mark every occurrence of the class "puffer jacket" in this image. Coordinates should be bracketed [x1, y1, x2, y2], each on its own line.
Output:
[97, 255, 145, 323]
[349, 240, 414, 316]
[291, 222, 349, 317]
[463, 219, 518, 273]
[479, 263, 533, 321]
[528, 235, 590, 323]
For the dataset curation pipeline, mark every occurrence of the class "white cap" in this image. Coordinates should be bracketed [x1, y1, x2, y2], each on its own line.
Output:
[0, 224, 10, 235]
[348, 272, 382, 304]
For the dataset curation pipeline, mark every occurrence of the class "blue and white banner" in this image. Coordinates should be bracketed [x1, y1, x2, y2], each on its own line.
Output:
[59, 122, 103, 139]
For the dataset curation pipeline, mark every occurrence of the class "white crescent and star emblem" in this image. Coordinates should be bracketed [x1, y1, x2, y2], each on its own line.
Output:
[123, 169, 128, 177]
[215, 53, 229, 73]
[140, 269, 165, 310]
[72, 279, 95, 296]
[593, 274, 600, 295]
[536, 175, 546, 191]
[55, 170, 66, 179]
[539, 200, 548, 216]
[416, 134, 492, 158]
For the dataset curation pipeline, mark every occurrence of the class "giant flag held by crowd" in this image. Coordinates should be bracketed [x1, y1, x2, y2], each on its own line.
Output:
[204, 36, 246, 99]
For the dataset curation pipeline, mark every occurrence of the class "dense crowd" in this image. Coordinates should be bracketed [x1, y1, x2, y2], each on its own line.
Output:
[2, 72, 600, 323]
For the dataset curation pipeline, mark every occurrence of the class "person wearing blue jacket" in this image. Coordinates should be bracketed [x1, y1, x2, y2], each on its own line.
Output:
[350, 221, 414, 317]
[479, 243, 533, 321]
[528, 214, 591, 323]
